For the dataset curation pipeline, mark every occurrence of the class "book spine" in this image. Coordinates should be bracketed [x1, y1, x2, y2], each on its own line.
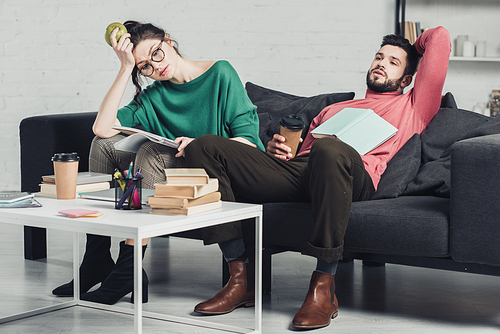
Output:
[336, 110, 373, 137]
[150, 201, 222, 216]
[154, 179, 218, 199]
[148, 197, 187, 208]
[165, 177, 209, 185]
[154, 186, 195, 198]
[148, 192, 221, 209]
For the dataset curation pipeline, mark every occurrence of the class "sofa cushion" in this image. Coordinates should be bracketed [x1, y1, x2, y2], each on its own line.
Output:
[257, 196, 450, 257]
[418, 93, 487, 164]
[371, 133, 421, 200]
[345, 196, 450, 257]
[20, 112, 97, 193]
[245, 82, 355, 147]
[403, 93, 498, 197]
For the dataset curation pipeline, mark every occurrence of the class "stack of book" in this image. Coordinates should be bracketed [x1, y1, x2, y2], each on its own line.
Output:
[39, 171, 112, 197]
[402, 21, 422, 44]
[148, 168, 221, 216]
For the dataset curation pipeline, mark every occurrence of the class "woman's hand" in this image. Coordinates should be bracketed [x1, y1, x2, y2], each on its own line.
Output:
[266, 134, 303, 160]
[174, 137, 195, 157]
[110, 28, 135, 70]
[93, 29, 135, 138]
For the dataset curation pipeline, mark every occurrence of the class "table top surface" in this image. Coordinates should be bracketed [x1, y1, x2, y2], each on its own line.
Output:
[0, 194, 262, 239]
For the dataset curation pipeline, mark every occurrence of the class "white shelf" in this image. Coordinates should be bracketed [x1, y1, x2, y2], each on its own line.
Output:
[450, 56, 500, 62]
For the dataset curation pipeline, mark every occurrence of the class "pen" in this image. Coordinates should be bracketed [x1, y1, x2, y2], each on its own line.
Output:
[114, 170, 125, 191]
[127, 161, 133, 179]
[118, 182, 136, 209]
[131, 170, 142, 208]
[121, 162, 134, 193]
[134, 169, 142, 178]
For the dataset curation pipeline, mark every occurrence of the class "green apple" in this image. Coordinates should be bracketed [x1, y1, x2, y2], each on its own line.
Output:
[105, 22, 127, 47]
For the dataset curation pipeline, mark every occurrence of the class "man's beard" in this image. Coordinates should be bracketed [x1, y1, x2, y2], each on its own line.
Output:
[366, 69, 404, 93]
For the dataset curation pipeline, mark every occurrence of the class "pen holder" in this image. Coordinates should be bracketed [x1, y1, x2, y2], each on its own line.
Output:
[114, 176, 142, 210]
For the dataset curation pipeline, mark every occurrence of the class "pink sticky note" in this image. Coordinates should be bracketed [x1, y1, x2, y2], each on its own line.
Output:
[58, 209, 100, 218]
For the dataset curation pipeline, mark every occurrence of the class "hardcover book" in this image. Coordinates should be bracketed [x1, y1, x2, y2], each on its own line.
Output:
[150, 201, 222, 216]
[148, 191, 221, 209]
[310, 108, 398, 155]
[39, 181, 110, 196]
[164, 168, 210, 185]
[154, 178, 219, 199]
[41, 172, 112, 185]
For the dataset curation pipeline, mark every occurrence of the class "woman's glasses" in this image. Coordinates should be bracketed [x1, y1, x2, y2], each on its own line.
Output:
[138, 41, 166, 77]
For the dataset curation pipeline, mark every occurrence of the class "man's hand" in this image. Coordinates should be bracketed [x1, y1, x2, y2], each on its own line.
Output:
[267, 134, 302, 160]
[174, 137, 195, 158]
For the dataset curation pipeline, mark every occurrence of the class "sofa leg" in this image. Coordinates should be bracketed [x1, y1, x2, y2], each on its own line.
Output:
[221, 248, 272, 295]
[262, 249, 272, 294]
[24, 226, 47, 260]
[362, 260, 385, 267]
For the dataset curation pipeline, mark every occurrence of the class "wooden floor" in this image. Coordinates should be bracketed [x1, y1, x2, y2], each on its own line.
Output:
[1, 223, 500, 333]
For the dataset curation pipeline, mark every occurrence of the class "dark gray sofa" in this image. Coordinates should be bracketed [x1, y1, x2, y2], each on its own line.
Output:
[19, 83, 500, 294]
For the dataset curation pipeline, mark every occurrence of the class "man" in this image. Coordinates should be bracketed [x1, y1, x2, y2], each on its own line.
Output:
[184, 26, 451, 330]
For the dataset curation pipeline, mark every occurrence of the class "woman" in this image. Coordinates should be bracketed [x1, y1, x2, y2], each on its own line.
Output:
[52, 21, 264, 305]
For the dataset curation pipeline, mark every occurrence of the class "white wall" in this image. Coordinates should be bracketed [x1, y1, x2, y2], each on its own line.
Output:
[405, 0, 500, 112]
[1, 0, 498, 192]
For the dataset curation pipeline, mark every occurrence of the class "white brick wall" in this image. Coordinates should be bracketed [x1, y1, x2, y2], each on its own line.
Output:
[1, 0, 498, 191]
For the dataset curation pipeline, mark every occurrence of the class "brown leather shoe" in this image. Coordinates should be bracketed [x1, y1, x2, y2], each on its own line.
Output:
[194, 260, 255, 314]
[292, 271, 338, 329]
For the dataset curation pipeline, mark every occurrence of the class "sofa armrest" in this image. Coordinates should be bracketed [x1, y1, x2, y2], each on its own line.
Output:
[20, 112, 97, 192]
[450, 134, 500, 266]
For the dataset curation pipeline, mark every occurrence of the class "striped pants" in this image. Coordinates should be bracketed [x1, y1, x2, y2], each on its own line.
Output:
[88, 135, 186, 189]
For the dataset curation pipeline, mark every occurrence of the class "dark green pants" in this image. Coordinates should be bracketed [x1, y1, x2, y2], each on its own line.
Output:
[185, 135, 375, 263]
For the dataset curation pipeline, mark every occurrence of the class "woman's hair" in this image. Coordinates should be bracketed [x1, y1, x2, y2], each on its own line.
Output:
[123, 21, 181, 103]
[380, 34, 420, 77]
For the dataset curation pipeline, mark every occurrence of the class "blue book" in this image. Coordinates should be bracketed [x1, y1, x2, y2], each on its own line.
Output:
[0, 192, 41, 208]
[0, 191, 33, 204]
[310, 108, 398, 155]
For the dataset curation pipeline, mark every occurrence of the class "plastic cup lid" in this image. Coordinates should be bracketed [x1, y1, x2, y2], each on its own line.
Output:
[280, 115, 305, 130]
[52, 152, 80, 162]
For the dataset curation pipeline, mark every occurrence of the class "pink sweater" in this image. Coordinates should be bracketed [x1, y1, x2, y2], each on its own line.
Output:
[298, 27, 451, 190]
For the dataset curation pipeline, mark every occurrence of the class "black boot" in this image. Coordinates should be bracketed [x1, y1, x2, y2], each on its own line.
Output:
[52, 234, 115, 296]
[80, 241, 149, 305]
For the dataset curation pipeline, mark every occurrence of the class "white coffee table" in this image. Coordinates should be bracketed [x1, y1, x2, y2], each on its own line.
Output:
[0, 195, 263, 334]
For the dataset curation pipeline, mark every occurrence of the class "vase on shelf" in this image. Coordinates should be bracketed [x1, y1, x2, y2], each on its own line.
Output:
[489, 90, 500, 117]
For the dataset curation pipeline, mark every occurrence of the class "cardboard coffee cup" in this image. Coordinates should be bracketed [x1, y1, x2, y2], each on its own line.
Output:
[279, 115, 305, 158]
[52, 153, 80, 200]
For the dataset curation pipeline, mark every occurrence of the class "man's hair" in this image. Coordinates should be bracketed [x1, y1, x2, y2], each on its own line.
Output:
[381, 34, 421, 77]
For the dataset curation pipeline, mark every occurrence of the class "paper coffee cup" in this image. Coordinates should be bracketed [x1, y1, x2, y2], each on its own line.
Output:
[279, 115, 305, 158]
[52, 153, 80, 200]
